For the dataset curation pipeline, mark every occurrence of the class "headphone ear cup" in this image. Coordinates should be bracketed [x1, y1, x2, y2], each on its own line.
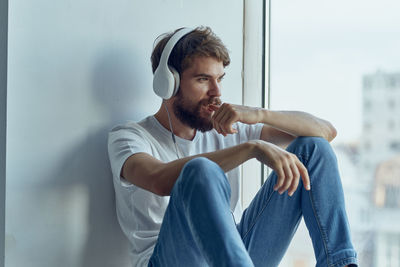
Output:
[169, 66, 180, 97]
[152, 28, 193, 99]
[153, 64, 175, 99]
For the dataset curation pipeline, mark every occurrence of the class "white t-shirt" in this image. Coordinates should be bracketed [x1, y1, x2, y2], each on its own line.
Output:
[108, 115, 263, 267]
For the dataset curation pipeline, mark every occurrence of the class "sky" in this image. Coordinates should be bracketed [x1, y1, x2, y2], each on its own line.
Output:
[269, 0, 400, 143]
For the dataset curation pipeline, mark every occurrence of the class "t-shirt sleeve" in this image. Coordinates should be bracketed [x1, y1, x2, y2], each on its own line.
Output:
[236, 122, 264, 143]
[108, 124, 152, 187]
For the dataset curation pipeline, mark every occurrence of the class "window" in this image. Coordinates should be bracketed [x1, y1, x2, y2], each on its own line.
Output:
[364, 141, 371, 151]
[390, 142, 400, 151]
[385, 186, 400, 209]
[268, 0, 400, 266]
[389, 77, 398, 89]
[388, 120, 395, 130]
[389, 99, 396, 109]
[364, 122, 372, 131]
[364, 77, 372, 90]
[364, 100, 372, 110]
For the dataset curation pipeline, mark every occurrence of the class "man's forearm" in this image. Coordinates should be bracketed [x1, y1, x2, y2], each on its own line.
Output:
[151, 142, 257, 196]
[211, 103, 336, 142]
[260, 109, 337, 142]
[125, 137, 310, 197]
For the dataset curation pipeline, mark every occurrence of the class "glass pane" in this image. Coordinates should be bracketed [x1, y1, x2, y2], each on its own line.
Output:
[270, 1, 400, 266]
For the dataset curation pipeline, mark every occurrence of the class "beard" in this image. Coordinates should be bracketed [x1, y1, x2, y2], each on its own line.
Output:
[173, 91, 219, 132]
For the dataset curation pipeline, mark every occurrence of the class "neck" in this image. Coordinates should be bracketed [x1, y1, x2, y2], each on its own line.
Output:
[154, 103, 196, 140]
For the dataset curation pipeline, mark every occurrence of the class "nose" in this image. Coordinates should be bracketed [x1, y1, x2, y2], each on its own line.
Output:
[208, 79, 221, 97]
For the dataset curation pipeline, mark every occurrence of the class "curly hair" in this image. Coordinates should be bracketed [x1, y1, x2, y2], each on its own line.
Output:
[151, 26, 230, 75]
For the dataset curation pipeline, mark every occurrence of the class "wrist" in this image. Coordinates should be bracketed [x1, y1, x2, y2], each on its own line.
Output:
[247, 140, 261, 159]
[260, 108, 270, 124]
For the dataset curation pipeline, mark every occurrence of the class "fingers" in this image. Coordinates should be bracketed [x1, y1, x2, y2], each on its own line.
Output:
[208, 104, 220, 111]
[212, 103, 239, 135]
[273, 165, 286, 191]
[273, 154, 310, 197]
[287, 162, 300, 196]
[218, 113, 238, 134]
[297, 160, 310, 191]
[210, 105, 225, 136]
[277, 162, 293, 194]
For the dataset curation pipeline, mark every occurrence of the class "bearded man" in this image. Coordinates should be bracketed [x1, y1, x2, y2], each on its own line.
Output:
[108, 26, 358, 267]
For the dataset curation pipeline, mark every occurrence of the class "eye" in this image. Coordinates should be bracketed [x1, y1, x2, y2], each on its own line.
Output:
[198, 77, 209, 82]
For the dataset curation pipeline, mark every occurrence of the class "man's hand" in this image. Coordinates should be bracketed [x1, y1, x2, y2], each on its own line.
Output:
[250, 140, 311, 196]
[210, 103, 262, 136]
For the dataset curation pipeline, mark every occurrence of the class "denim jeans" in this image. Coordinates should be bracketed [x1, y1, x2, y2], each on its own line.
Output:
[148, 137, 358, 267]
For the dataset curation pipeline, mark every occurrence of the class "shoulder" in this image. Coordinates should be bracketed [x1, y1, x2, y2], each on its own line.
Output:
[108, 118, 156, 150]
[109, 117, 153, 137]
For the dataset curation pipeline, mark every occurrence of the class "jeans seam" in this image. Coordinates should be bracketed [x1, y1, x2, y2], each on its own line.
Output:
[148, 249, 159, 267]
[309, 184, 331, 266]
[295, 151, 332, 265]
[241, 187, 276, 241]
[299, 148, 333, 266]
[294, 150, 333, 266]
[241, 152, 310, 242]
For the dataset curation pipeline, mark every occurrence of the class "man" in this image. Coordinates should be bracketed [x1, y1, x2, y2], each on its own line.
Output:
[108, 26, 358, 267]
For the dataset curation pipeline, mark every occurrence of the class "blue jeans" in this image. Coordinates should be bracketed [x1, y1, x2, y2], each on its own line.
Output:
[148, 137, 358, 267]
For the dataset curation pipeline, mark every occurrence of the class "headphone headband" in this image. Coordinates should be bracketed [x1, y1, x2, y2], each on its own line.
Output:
[158, 28, 193, 72]
[153, 27, 194, 99]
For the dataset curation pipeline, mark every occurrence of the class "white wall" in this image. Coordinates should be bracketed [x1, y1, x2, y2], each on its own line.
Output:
[5, 0, 244, 266]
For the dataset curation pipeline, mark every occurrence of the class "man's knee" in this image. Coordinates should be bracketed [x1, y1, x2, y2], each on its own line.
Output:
[178, 157, 229, 192]
[289, 136, 335, 158]
[183, 157, 218, 172]
[292, 136, 329, 147]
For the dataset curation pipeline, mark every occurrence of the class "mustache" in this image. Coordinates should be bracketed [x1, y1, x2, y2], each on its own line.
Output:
[203, 98, 222, 106]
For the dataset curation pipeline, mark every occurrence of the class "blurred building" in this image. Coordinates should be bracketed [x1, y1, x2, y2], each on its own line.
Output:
[359, 70, 400, 267]
[279, 70, 400, 267]
[362, 70, 400, 165]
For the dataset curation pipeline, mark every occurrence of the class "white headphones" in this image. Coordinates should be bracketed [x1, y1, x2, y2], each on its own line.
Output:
[153, 27, 194, 99]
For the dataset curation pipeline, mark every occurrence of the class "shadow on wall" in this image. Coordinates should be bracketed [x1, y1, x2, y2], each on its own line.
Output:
[92, 46, 151, 123]
[45, 47, 149, 267]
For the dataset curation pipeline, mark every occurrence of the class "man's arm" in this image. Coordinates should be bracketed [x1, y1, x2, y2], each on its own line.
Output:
[122, 142, 254, 196]
[210, 104, 337, 149]
[122, 140, 310, 197]
[259, 110, 337, 149]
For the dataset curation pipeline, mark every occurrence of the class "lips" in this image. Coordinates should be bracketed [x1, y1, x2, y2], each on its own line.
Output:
[201, 98, 222, 114]
[203, 104, 215, 114]
[212, 98, 222, 106]
[205, 98, 221, 107]
[202, 104, 212, 112]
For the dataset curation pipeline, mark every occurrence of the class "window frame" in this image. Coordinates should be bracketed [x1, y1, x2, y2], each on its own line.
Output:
[241, 0, 270, 207]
